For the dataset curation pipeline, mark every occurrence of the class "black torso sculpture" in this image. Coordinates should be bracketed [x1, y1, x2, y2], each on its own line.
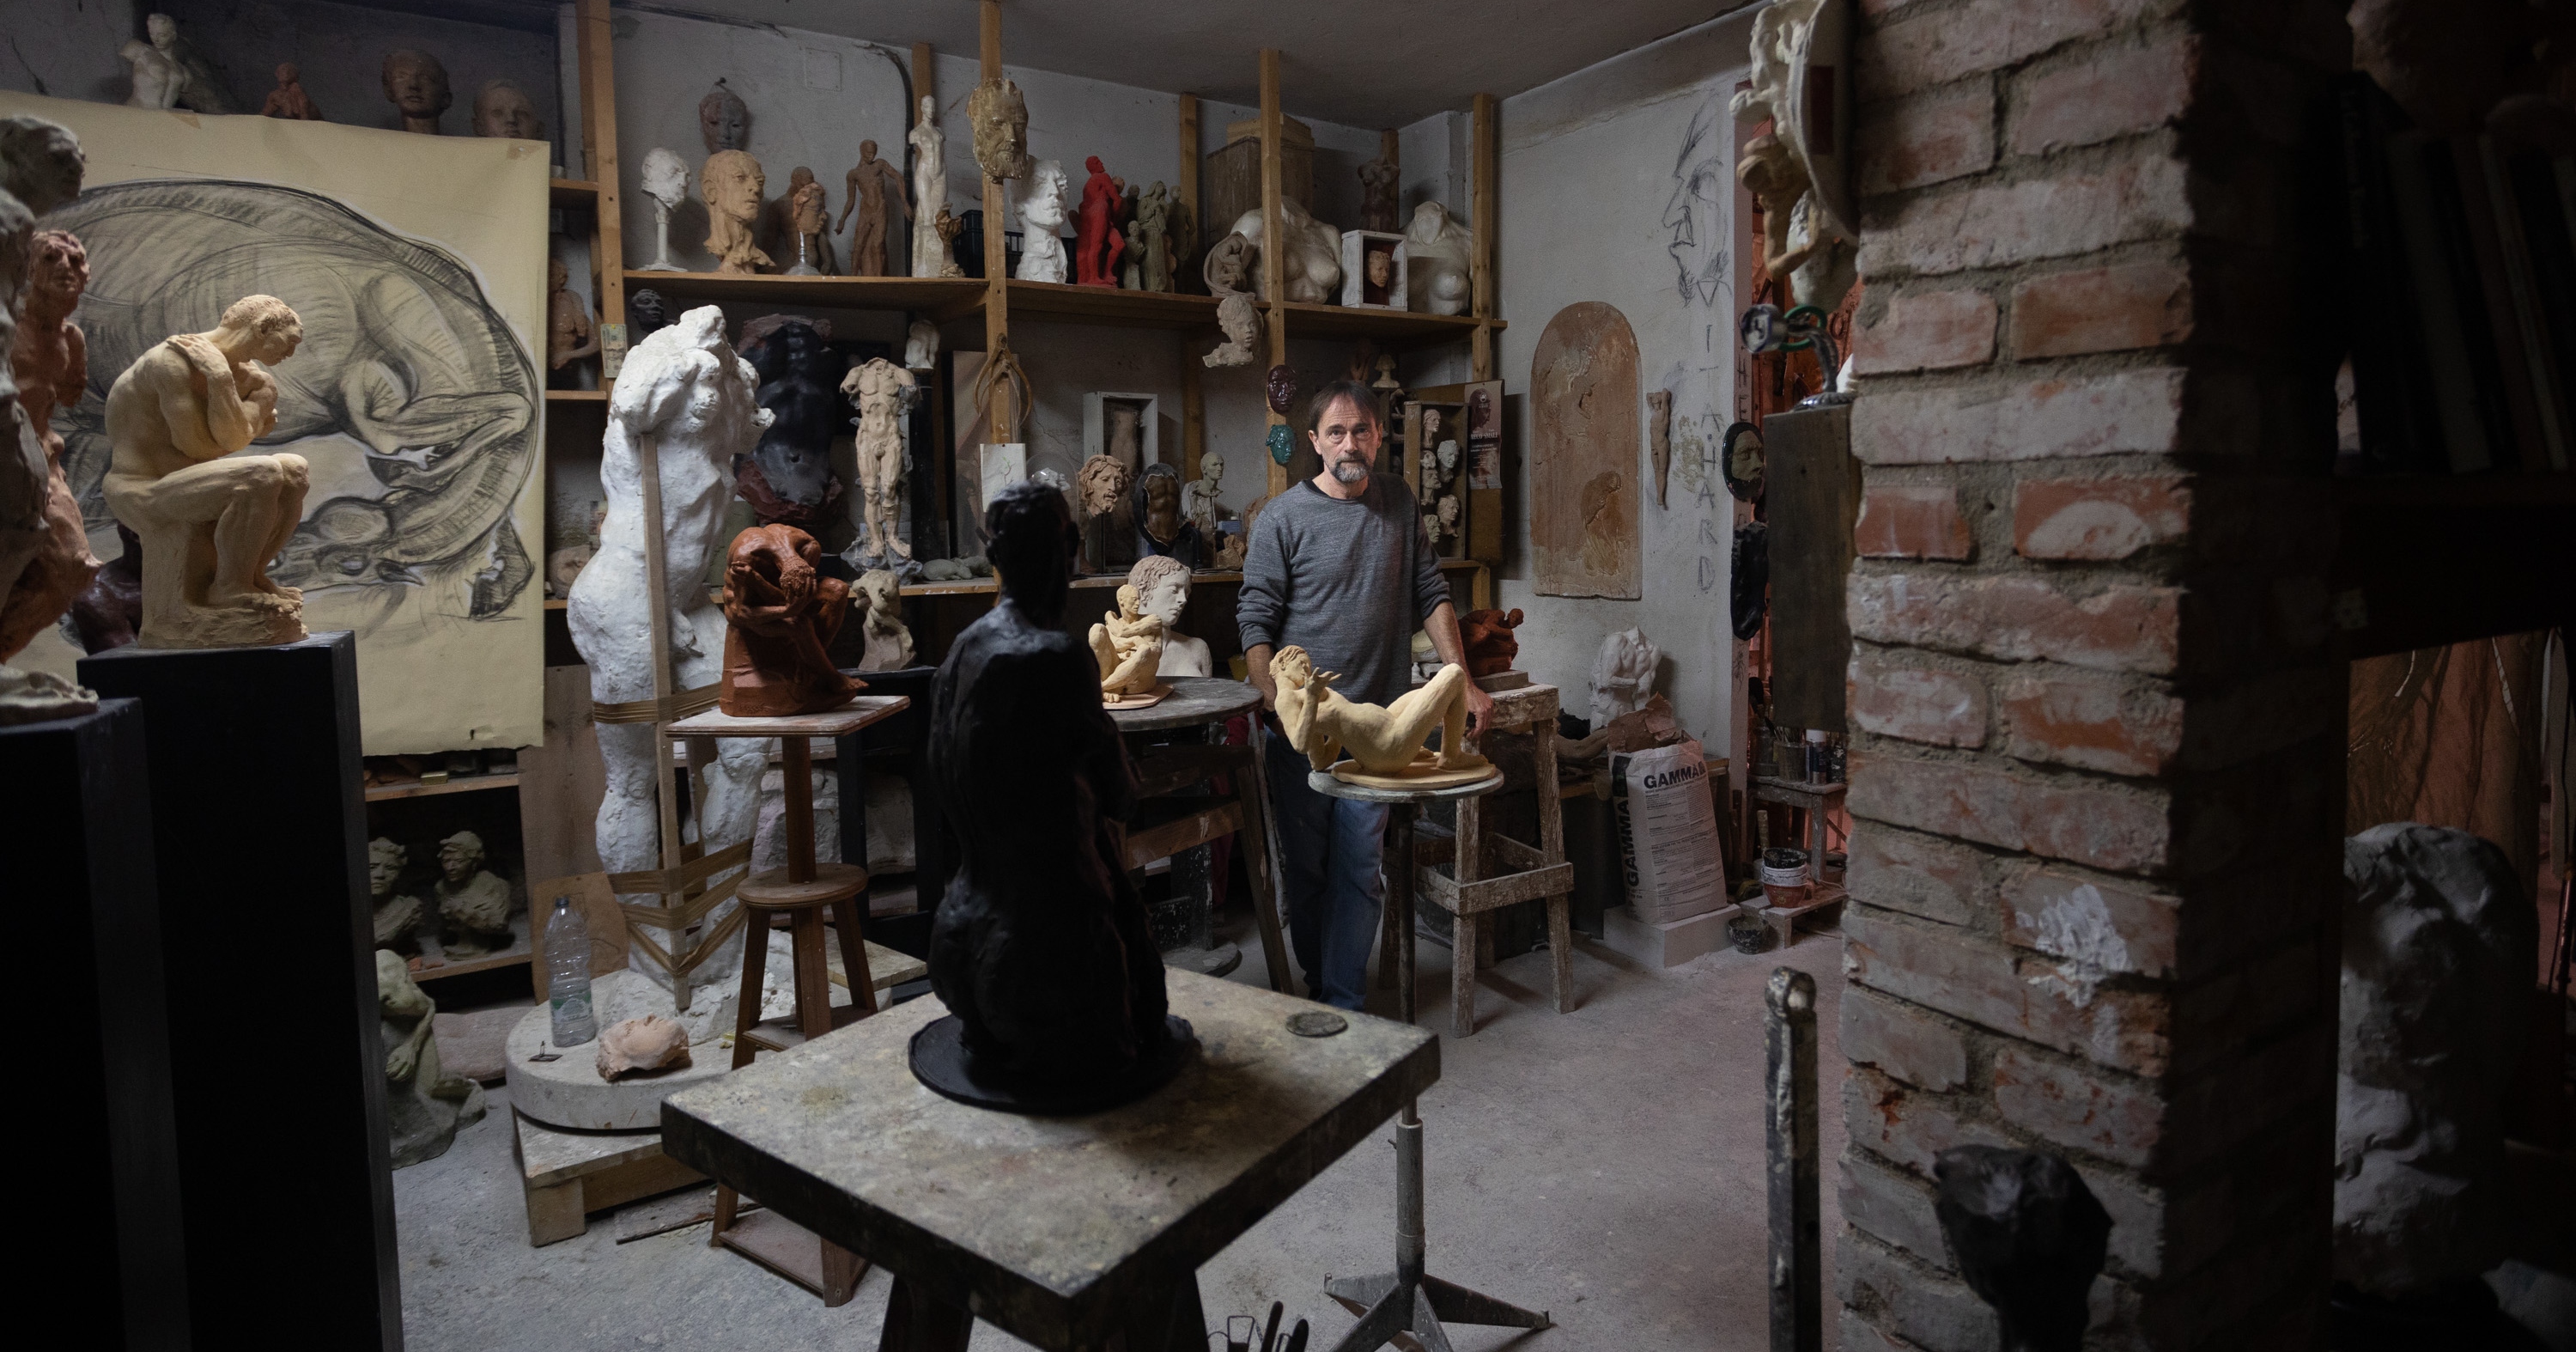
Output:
[913, 480, 1188, 1111]
[1933, 1146, 2111, 1352]
[738, 318, 846, 529]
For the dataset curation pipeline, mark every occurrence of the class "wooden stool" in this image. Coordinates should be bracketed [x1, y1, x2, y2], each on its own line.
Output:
[667, 696, 910, 1308]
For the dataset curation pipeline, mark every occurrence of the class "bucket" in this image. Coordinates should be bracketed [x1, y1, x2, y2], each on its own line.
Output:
[1728, 913, 1773, 954]
[1761, 879, 1812, 909]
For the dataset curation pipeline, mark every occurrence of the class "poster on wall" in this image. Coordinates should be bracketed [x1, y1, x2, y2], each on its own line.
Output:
[1, 93, 548, 753]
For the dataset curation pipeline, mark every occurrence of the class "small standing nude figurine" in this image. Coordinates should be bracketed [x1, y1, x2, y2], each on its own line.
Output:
[1271, 643, 1492, 785]
[381, 49, 452, 135]
[841, 357, 917, 566]
[837, 141, 910, 277]
[907, 96, 946, 278]
[718, 523, 860, 718]
[1074, 156, 1126, 288]
[1, 229, 100, 661]
[101, 295, 310, 649]
[1181, 451, 1223, 539]
[544, 259, 599, 388]
[262, 63, 323, 119]
[1087, 582, 1165, 702]
[783, 166, 831, 276]
[434, 830, 515, 958]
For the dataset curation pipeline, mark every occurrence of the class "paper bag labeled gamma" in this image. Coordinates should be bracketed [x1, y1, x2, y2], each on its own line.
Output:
[1612, 739, 1727, 924]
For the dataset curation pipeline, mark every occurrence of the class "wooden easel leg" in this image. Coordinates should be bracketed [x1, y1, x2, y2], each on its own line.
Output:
[1451, 910, 1479, 1038]
[1546, 893, 1575, 1014]
[730, 905, 770, 1070]
[833, 898, 878, 1017]
[792, 906, 833, 1039]
[1233, 743, 1294, 995]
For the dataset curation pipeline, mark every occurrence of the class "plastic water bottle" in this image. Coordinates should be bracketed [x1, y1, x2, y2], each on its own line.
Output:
[545, 895, 598, 1046]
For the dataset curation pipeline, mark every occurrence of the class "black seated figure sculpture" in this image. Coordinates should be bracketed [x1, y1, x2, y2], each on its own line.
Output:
[910, 479, 1192, 1112]
[736, 316, 846, 530]
[1932, 1146, 2111, 1352]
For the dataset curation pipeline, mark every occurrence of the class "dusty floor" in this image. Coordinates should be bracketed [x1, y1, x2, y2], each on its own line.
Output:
[396, 912, 1849, 1351]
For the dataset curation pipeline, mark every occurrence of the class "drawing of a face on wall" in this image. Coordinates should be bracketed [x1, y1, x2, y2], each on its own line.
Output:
[1663, 96, 1731, 308]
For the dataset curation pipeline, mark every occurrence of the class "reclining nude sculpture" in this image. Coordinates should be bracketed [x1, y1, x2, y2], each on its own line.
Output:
[1272, 643, 1492, 789]
[913, 480, 1189, 1112]
[102, 295, 309, 648]
[567, 305, 770, 1026]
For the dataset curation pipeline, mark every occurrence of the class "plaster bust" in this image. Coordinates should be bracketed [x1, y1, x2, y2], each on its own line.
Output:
[968, 76, 1030, 180]
[381, 50, 453, 136]
[121, 40, 180, 110]
[471, 79, 544, 141]
[434, 830, 514, 958]
[699, 81, 750, 152]
[641, 148, 689, 209]
[1015, 160, 1069, 283]
[368, 837, 422, 949]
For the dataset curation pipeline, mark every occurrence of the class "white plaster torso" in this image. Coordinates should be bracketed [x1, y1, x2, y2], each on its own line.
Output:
[1228, 198, 1342, 303]
[1404, 202, 1473, 316]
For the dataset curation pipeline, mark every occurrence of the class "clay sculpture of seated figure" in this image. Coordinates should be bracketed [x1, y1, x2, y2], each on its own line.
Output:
[1272, 643, 1492, 788]
[377, 949, 483, 1166]
[434, 830, 514, 957]
[719, 523, 860, 717]
[1460, 606, 1524, 679]
[101, 295, 310, 649]
[1087, 581, 1165, 701]
[915, 480, 1188, 1111]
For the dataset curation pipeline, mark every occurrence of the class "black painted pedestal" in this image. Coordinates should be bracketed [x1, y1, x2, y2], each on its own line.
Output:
[3, 697, 189, 1351]
[80, 634, 396, 1351]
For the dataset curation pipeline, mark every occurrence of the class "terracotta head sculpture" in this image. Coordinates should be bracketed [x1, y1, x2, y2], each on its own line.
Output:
[472, 79, 544, 140]
[699, 80, 750, 152]
[1077, 454, 1132, 520]
[27, 228, 88, 315]
[703, 149, 764, 223]
[1366, 247, 1392, 288]
[968, 76, 1030, 180]
[381, 50, 452, 132]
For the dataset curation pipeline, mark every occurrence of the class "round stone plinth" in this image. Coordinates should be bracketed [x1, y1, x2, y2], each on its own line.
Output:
[504, 977, 734, 1130]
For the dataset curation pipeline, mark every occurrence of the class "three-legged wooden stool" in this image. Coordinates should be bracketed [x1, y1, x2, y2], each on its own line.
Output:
[668, 694, 910, 1307]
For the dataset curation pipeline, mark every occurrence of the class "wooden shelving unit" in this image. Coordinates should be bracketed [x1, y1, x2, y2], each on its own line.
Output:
[365, 770, 524, 803]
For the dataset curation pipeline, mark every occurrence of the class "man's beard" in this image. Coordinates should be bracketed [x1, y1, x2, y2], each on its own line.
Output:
[1330, 455, 1370, 484]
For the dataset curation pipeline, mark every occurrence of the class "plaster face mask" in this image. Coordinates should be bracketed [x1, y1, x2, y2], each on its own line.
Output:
[475, 83, 543, 139]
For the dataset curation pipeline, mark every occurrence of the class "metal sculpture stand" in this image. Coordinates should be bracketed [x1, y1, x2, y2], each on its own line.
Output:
[1308, 769, 1552, 1352]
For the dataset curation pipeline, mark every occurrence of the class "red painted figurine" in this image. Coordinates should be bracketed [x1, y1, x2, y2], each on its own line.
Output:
[1074, 155, 1127, 287]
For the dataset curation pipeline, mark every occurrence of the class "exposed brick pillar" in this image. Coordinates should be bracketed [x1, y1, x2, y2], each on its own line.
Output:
[1837, 3, 2354, 1348]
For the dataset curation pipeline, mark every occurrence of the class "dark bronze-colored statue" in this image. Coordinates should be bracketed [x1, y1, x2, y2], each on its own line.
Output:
[736, 316, 846, 529]
[1933, 1146, 2111, 1352]
[718, 524, 859, 717]
[912, 480, 1190, 1111]
[1132, 462, 1202, 567]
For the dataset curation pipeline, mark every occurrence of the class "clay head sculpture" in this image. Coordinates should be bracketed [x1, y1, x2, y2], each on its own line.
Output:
[625, 289, 669, 338]
[968, 76, 1030, 180]
[434, 830, 513, 957]
[1266, 364, 1297, 416]
[701, 149, 769, 275]
[1136, 463, 1183, 547]
[472, 79, 544, 141]
[381, 50, 452, 135]
[2, 116, 85, 216]
[1076, 453, 1132, 521]
[366, 837, 422, 948]
[720, 524, 860, 718]
[699, 80, 750, 153]
[918, 479, 1188, 1110]
[369, 837, 404, 897]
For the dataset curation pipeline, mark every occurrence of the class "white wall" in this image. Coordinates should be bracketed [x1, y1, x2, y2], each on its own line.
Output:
[1489, 9, 1759, 766]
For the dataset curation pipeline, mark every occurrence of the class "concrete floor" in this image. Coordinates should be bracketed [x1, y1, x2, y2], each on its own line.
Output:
[396, 914, 1850, 1351]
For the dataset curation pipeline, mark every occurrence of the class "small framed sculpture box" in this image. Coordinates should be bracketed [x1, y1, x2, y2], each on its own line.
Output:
[1082, 392, 1160, 470]
[1339, 231, 1408, 310]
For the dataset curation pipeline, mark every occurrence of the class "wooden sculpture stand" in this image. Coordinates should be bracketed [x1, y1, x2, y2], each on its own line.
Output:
[1400, 681, 1577, 1036]
[666, 695, 909, 1306]
[1108, 678, 1286, 990]
[1307, 770, 1551, 1352]
[1751, 774, 1848, 948]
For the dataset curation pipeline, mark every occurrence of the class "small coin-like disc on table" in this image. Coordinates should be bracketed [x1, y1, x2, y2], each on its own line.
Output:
[1286, 1011, 1347, 1038]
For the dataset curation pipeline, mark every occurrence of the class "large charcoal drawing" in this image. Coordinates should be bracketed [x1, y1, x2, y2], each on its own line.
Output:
[52, 179, 538, 620]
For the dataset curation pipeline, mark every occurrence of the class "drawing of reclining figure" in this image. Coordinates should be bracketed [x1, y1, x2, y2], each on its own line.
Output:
[55, 180, 539, 618]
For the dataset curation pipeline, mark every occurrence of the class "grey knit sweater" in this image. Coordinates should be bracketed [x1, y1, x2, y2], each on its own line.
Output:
[1236, 474, 1452, 708]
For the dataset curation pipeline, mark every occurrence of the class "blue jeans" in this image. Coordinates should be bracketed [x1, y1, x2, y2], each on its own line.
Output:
[1264, 727, 1391, 1010]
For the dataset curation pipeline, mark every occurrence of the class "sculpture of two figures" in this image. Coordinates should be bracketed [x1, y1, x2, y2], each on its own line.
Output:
[1272, 644, 1492, 790]
[837, 143, 908, 277]
[738, 316, 846, 531]
[101, 295, 311, 649]
[1015, 160, 1070, 283]
[1087, 576, 1167, 708]
[719, 523, 860, 718]
[1460, 607, 1523, 679]
[841, 356, 917, 573]
[702, 149, 771, 276]
[378, 949, 485, 1167]
[914, 480, 1189, 1112]
[567, 303, 772, 1017]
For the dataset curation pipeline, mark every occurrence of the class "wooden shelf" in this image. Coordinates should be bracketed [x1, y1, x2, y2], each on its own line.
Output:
[550, 179, 602, 205]
[966, 280, 1218, 329]
[544, 598, 568, 611]
[622, 271, 980, 310]
[412, 945, 532, 981]
[2333, 473, 2575, 659]
[366, 770, 522, 802]
[544, 388, 606, 402]
[1258, 300, 1500, 346]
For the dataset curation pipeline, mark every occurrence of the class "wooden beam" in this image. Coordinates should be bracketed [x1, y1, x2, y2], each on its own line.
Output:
[574, 0, 623, 323]
[1260, 48, 1288, 497]
[1470, 92, 1496, 383]
[1178, 92, 1205, 480]
[979, 0, 1012, 442]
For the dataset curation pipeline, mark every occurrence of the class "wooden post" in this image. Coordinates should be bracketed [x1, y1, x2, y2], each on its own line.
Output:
[980, 0, 1014, 444]
[575, 0, 623, 323]
[1470, 92, 1497, 383]
[1178, 94, 1205, 482]
[1260, 49, 1289, 497]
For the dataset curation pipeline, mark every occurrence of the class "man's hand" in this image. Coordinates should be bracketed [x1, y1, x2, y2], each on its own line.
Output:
[1462, 680, 1495, 734]
[1421, 601, 1493, 731]
[1246, 643, 1277, 710]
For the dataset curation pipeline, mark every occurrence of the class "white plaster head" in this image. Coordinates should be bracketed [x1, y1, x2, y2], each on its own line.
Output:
[1128, 554, 1189, 624]
[368, 838, 404, 897]
[1023, 160, 1067, 227]
[918, 94, 936, 124]
[640, 147, 690, 209]
[437, 830, 486, 881]
[146, 13, 176, 47]
[472, 79, 544, 140]
[1437, 439, 1459, 472]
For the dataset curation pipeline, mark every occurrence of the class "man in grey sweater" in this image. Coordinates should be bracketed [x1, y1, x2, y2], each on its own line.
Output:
[1237, 379, 1491, 1010]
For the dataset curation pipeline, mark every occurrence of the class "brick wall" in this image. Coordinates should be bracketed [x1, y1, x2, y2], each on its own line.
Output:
[1838, 2, 2353, 1347]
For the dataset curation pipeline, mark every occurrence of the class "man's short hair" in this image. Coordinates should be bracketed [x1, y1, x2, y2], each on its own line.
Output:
[1304, 379, 1385, 435]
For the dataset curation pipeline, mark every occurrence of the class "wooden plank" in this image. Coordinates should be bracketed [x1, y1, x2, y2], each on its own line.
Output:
[575, 0, 623, 324]
[1530, 303, 1642, 597]
[519, 664, 607, 879]
[365, 770, 519, 802]
[1471, 92, 1497, 383]
[1432, 861, 1575, 915]
[667, 695, 909, 740]
[1260, 49, 1289, 498]
[1121, 802, 1245, 870]
[1762, 404, 1858, 734]
[980, 0, 1012, 442]
[1181, 91, 1204, 484]
[624, 272, 981, 311]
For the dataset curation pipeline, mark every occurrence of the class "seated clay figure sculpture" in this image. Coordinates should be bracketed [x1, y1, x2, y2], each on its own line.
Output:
[1128, 555, 1211, 678]
[854, 568, 914, 671]
[1087, 582, 1166, 702]
[101, 295, 310, 649]
[1460, 606, 1524, 678]
[368, 837, 424, 950]
[719, 523, 860, 717]
[916, 480, 1187, 1110]
[1272, 643, 1492, 788]
[377, 949, 484, 1167]
[433, 830, 514, 958]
